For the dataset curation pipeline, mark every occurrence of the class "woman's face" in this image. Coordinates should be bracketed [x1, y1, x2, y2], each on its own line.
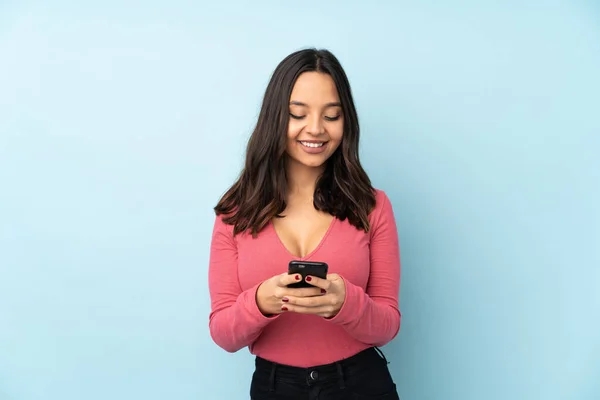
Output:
[286, 72, 344, 169]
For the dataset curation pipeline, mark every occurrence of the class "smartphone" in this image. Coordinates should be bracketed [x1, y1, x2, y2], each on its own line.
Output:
[287, 260, 328, 288]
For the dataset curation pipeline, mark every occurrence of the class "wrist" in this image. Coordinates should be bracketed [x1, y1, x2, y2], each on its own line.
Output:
[255, 282, 271, 316]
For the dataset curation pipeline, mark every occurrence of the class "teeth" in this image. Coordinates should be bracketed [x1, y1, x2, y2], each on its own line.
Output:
[300, 141, 324, 148]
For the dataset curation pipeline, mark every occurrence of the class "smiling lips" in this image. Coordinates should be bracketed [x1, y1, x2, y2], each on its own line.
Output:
[299, 141, 325, 148]
[298, 140, 328, 154]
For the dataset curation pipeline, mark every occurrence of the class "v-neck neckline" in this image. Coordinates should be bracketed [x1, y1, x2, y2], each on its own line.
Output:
[270, 216, 337, 260]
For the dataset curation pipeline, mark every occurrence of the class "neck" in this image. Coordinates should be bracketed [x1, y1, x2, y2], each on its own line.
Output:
[286, 158, 324, 199]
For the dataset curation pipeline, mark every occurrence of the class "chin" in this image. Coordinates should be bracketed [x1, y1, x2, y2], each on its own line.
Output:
[290, 154, 328, 169]
[302, 160, 327, 168]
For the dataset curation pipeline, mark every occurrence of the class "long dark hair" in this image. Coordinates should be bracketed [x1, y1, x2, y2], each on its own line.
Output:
[214, 48, 376, 236]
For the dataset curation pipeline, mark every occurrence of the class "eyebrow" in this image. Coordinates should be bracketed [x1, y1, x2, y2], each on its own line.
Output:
[289, 101, 342, 108]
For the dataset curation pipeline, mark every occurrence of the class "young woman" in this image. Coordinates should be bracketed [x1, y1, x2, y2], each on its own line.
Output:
[208, 48, 401, 400]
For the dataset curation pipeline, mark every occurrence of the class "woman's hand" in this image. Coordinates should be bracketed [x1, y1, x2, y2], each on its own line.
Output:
[256, 273, 324, 316]
[280, 274, 347, 318]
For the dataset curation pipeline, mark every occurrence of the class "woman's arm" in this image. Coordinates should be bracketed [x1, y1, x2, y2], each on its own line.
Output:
[326, 191, 402, 346]
[208, 217, 277, 353]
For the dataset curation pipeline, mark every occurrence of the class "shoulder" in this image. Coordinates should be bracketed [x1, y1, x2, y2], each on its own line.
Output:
[368, 188, 395, 229]
[212, 213, 237, 240]
[374, 188, 388, 201]
[372, 188, 392, 214]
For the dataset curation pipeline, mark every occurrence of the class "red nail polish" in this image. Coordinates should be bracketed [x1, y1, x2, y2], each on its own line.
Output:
[321, 289, 326, 294]
[282, 298, 289, 302]
[295, 275, 301, 281]
[306, 276, 312, 282]
[281, 306, 288, 311]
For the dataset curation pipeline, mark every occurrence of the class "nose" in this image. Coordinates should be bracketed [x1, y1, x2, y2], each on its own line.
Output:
[306, 114, 324, 136]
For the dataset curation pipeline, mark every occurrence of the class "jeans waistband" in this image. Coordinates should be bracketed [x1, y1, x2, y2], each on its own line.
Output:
[254, 347, 389, 391]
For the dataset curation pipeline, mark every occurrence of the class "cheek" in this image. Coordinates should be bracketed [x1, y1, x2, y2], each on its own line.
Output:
[330, 122, 344, 142]
[287, 122, 302, 140]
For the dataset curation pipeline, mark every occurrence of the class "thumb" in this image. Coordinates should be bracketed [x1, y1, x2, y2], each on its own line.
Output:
[277, 272, 302, 287]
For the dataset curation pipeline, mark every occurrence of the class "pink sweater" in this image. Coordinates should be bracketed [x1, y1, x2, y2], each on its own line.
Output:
[208, 189, 401, 367]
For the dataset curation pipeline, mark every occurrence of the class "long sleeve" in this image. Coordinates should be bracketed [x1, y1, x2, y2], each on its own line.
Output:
[327, 191, 401, 346]
[208, 216, 278, 353]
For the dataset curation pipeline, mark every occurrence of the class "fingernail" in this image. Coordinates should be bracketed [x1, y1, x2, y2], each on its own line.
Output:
[281, 306, 288, 311]
[321, 289, 326, 294]
[282, 297, 289, 302]
[295, 275, 301, 281]
[306, 276, 312, 282]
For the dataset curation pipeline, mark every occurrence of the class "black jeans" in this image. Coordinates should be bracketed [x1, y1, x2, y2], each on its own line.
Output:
[250, 347, 399, 400]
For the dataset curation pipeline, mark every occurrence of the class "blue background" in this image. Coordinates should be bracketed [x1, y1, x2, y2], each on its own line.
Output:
[1, 1, 599, 399]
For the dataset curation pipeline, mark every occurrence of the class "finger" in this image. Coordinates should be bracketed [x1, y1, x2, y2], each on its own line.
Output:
[284, 287, 325, 297]
[276, 287, 323, 301]
[277, 272, 302, 287]
[282, 303, 337, 318]
[304, 275, 332, 290]
[283, 294, 333, 308]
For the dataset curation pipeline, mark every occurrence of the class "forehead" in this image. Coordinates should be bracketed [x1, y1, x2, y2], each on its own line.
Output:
[290, 72, 340, 104]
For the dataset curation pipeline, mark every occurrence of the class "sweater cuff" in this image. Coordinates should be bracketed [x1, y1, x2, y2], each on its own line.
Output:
[239, 282, 281, 324]
[325, 276, 365, 325]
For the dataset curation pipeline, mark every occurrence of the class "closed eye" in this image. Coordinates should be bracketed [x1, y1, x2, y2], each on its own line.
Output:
[290, 113, 341, 121]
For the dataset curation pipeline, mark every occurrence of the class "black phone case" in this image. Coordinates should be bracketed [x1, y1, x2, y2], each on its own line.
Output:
[287, 260, 328, 288]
